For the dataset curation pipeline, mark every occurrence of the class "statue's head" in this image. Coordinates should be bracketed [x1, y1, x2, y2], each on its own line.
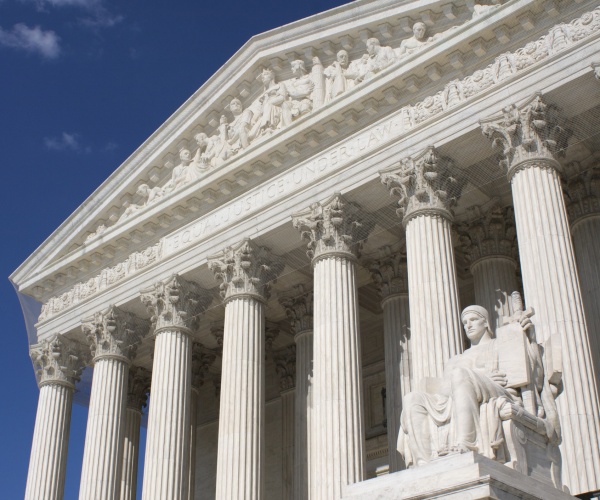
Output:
[291, 59, 306, 75]
[413, 22, 427, 40]
[136, 184, 150, 197]
[194, 133, 208, 144]
[461, 305, 493, 344]
[230, 98, 243, 115]
[261, 68, 275, 84]
[366, 37, 381, 55]
[179, 148, 191, 161]
[337, 49, 349, 66]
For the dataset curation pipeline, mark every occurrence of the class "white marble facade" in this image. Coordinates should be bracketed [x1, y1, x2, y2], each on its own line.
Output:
[12, 0, 600, 498]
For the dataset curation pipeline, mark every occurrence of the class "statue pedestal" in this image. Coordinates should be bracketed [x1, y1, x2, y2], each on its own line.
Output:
[341, 452, 575, 500]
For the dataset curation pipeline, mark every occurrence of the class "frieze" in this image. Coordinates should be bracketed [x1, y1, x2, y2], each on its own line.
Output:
[38, 7, 600, 322]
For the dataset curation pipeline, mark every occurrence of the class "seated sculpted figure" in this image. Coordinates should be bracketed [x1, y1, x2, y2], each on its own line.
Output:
[398, 303, 561, 469]
[362, 38, 397, 81]
[248, 68, 289, 140]
[286, 59, 314, 120]
[226, 98, 253, 152]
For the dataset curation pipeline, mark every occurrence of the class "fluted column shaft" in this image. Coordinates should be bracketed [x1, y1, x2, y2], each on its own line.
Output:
[471, 257, 518, 330]
[572, 216, 600, 391]
[312, 255, 365, 499]
[215, 297, 265, 499]
[188, 387, 199, 500]
[281, 388, 295, 499]
[79, 356, 129, 499]
[25, 383, 73, 500]
[120, 406, 142, 500]
[406, 214, 463, 381]
[142, 329, 192, 500]
[381, 293, 410, 472]
[294, 330, 313, 500]
[511, 162, 600, 493]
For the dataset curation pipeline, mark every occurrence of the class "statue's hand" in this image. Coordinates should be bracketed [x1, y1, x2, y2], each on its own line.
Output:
[518, 313, 533, 331]
[490, 371, 508, 387]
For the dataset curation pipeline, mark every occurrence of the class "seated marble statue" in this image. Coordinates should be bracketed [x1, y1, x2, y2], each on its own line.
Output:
[361, 38, 397, 81]
[226, 98, 253, 152]
[285, 59, 314, 120]
[248, 68, 290, 141]
[398, 304, 561, 468]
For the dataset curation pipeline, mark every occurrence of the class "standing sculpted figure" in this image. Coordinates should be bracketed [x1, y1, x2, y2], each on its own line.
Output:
[286, 59, 315, 120]
[226, 98, 253, 152]
[396, 22, 433, 58]
[398, 303, 561, 468]
[324, 49, 356, 100]
[249, 67, 289, 140]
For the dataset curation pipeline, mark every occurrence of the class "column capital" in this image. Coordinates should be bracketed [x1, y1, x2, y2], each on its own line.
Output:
[367, 245, 409, 300]
[380, 146, 464, 225]
[565, 163, 600, 227]
[30, 334, 89, 389]
[265, 321, 282, 358]
[274, 345, 296, 392]
[456, 203, 518, 267]
[292, 192, 374, 262]
[126, 366, 150, 411]
[208, 239, 284, 302]
[140, 275, 212, 334]
[480, 93, 571, 180]
[191, 343, 216, 390]
[82, 305, 149, 363]
[279, 284, 313, 338]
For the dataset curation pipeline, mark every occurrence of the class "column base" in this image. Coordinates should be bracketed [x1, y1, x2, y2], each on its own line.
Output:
[341, 452, 575, 500]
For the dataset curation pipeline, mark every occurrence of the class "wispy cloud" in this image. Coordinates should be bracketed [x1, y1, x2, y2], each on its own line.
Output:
[79, 9, 124, 29]
[0, 24, 61, 58]
[27, 0, 124, 30]
[44, 132, 84, 151]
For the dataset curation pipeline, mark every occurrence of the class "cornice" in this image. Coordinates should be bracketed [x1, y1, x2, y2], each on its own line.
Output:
[13, 0, 563, 294]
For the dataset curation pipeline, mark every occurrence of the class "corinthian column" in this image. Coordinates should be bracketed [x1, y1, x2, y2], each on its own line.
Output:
[367, 246, 410, 473]
[273, 345, 296, 500]
[140, 276, 212, 500]
[381, 147, 464, 383]
[481, 94, 600, 495]
[565, 164, 600, 392]
[208, 239, 284, 500]
[120, 367, 150, 500]
[26, 335, 87, 500]
[188, 344, 216, 500]
[280, 286, 313, 500]
[80, 306, 149, 500]
[293, 193, 374, 499]
[456, 204, 519, 330]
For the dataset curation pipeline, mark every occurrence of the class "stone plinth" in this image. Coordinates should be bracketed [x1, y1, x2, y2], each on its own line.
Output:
[341, 452, 575, 500]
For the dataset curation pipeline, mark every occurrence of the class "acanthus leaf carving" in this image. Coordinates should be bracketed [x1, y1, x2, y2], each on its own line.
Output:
[456, 203, 518, 264]
[564, 163, 600, 224]
[140, 275, 212, 333]
[273, 344, 296, 391]
[279, 284, 313, 337]
[191, 343, 217, 390]
[367, 245, 409, 299]
[208, 239, 284, 301]
[126, 366, 151, 410]
[480, 94, 572, 177]
[292, 192, 374, 261]
[30, 334, 89, 388]
[82, 305, 149, 362]
[380, 146, 464, 223]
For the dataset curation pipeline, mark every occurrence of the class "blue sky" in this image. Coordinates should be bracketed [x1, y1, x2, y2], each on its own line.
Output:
[1, 0, 351, 497]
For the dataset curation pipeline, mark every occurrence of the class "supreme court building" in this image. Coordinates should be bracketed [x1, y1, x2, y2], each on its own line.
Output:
[12, 0, 600, 498]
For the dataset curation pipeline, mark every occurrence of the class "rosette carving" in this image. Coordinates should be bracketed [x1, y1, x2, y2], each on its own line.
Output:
[140, 275, 212, 333]
[82, 305, 149, 362]
[380, 146, 463, 224]
[30, 335, 89, 388]
[292, 192, 374, 261]
[480, 93, 571, 178]
[367, 245, 409, 299]
[279, 284, 313, 336]
[208, 239, 284, 301]
[456, 204, 518, 264]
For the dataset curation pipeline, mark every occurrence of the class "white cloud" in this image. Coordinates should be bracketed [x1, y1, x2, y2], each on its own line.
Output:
[0, 23, 61, 58]
[79, 10, 124, 29]
[44, 132, 82, 151]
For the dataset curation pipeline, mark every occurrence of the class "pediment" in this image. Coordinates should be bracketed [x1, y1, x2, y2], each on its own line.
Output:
[11, 0, 600, 319]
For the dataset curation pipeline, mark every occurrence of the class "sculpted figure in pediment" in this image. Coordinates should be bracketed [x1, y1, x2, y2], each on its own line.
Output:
[118, 183, 164, 222]
[396, 22, 432, 58]
[398, 299, 562, 484]
[361, 37, 397, 81]
[473, 1, 502, 18]
[164, 148, 203, 193]
[324, 50, 356, 100]
[248, 68, 290, 140]
[226, 98, 253, 152]
[285, 59, 315, 120]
